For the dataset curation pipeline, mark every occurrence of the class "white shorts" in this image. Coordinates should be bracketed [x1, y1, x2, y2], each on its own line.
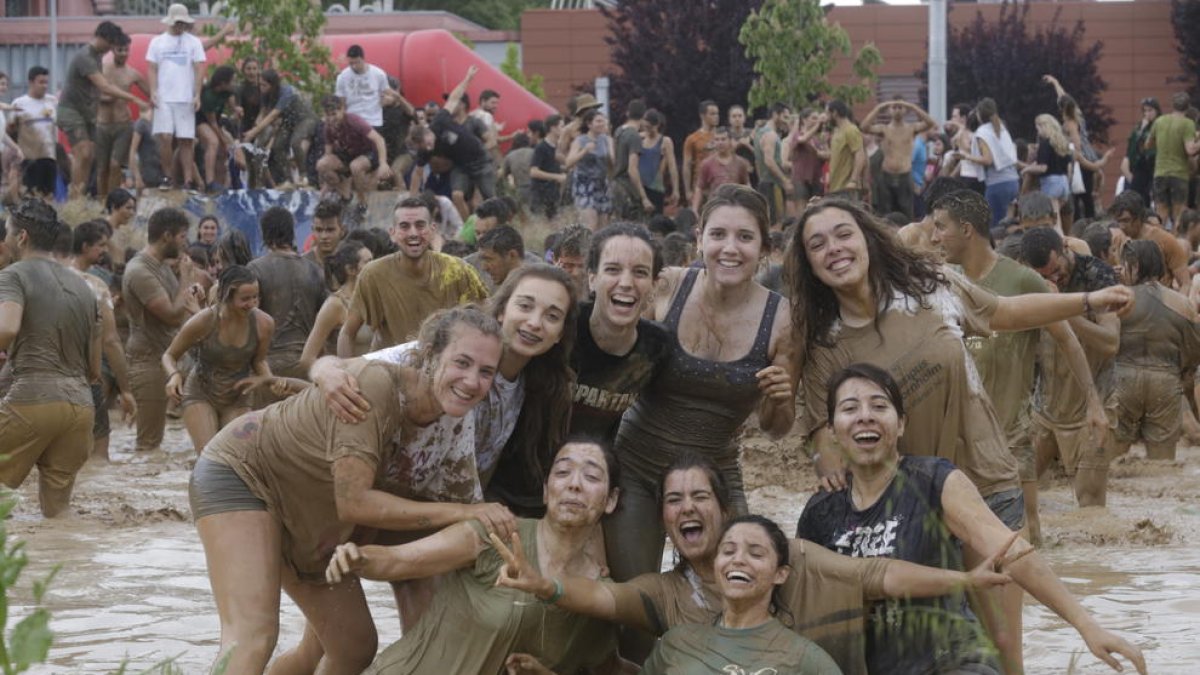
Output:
[152, 102, 196, 140]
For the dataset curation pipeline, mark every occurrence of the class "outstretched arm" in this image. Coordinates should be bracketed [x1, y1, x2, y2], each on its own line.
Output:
[443, 65, 479, 119]
[326, 521, 485, 583]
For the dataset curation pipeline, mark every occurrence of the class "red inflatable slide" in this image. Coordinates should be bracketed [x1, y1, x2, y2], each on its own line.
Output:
[124, 28, 556, 133]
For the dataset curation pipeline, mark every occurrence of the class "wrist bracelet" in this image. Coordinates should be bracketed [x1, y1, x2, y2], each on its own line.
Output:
[541, 577, 564, 605]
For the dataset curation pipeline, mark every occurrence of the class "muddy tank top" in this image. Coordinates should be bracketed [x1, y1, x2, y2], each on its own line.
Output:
[182, 310, 260, 410]
[1116, 283, 1200, 372]
[615, 267, 781, 480]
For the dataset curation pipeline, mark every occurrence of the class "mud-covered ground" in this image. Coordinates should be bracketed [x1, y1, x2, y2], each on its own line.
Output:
[8, 420, 1199, 673]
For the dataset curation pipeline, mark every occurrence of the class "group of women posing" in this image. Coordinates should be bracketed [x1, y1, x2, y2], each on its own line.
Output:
[187, 184, 1147, 674]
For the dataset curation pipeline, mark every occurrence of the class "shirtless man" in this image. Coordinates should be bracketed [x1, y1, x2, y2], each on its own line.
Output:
[682, 100, 720, 208]
[96, 33, 149, 198]
[861, 97, 937, 220]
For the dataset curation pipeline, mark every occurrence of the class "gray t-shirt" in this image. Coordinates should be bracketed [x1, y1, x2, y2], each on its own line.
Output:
[612, 124, 642, 181]
[247, 251, 327, 359]
[0, 258, 96, 407]
[123, 252, 180, 360]
[60, 45, 103, 118]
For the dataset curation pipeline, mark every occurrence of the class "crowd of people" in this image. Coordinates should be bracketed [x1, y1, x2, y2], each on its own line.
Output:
[5, 7, 1200, 675]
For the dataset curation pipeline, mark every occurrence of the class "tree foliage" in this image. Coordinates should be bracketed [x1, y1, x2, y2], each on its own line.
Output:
[601, 0, 761, 146]
[917, 2, 1114, 143]
[739, 0, 881, 111]
[500, 43, 545, 100]
[1171, 0, 1200, 101]
[217, 0, 334, 98]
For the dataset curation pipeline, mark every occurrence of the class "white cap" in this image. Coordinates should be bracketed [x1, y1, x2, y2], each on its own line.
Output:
[162, 3, 195, 25]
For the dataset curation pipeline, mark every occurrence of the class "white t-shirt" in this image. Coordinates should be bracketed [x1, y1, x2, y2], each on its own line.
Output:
[11, 94, 58, 158]
[146, 32, 207, 104]
[335, 64, 389, 127]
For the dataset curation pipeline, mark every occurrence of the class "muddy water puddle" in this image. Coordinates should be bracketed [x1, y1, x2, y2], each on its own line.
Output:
[6, 424, 1200, 672]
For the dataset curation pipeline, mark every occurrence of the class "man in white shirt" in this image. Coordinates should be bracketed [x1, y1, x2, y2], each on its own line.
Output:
[334, 44, 396, 131]
[145, 3, 206, 190]
[8, 66, 58, 199]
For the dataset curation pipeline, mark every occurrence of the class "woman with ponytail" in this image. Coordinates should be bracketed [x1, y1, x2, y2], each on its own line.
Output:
[162, 265, 275, 453]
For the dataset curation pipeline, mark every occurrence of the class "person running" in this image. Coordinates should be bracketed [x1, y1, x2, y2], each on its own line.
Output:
[1106, 240, 1200, 462]
[682, 99, 719, 207]
[163, 265, 274, 453]
[796, 363, 1147, 675]
[191, 306, 504, 675]
[607, 184, 795, 586]
[565, 108, 614, 229]
[692, 126, 751, 212]
[860, 98, 937, 220]
[146, 4, 207, 191]
[0, 199, 98, 517]
[299, 240, 374, 372]
[95, 32, 149, 198]
[246, 207, 326, 383]
[1022, 114, 1074, 203]
[826, 100, 865, 199]
[340, 196, 488, 353]
[640, 515, 841, 674]
[958, 98, 1020, 228]
[324, 439, 623, 675]
[123, 207, 204, 453]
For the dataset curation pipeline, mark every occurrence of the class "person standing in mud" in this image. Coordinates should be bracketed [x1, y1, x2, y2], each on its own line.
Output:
[246, 207, 326, 391]
[0, 199, 98, 517]
[163, 265, 274, 453]
[123, 207, 203, 453]
[339, 196, 487, 354]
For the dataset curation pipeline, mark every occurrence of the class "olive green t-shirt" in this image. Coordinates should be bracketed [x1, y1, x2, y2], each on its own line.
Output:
[60, 44, 103, 119]
[122, 252, 180, 360]
[1150, 114, 1197, 180]
[642, 618, 843, 675]
[965, 256, 1049, 445]
[828, 124, 864, 193]
[0, 258, 96, 407]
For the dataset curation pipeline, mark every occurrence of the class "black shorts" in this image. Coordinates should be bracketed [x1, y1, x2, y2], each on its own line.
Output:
[335, 149, 379, 173]
[21, 158, 57, 196]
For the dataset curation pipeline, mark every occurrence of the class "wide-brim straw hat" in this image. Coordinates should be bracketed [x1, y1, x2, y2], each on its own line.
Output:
[162, 3, 196, 24]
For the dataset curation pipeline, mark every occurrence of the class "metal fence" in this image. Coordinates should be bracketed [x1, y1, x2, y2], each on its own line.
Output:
[0, 43, 86, 96]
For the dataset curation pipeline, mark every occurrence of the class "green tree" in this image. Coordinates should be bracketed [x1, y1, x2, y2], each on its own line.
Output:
[0, 497, 56, 675]
[739, 0, 882, 110]
[217, 0, 334, 98]
[499, 43, 545, 100]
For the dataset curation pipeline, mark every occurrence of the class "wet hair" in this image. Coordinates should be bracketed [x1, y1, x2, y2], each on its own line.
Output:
[1122, 239, 1165, 285]
[347, 44, 364, 59]
[644, 109, 664, 131]
[674, 208, 698, 237]
[931, 189, 992, 240]
[1178, 209, 1200, 239]
[478, 225, 525, 258]
[475, 197, 511, 225]
[553, 224, 592, 261]
[314, 197, 344, 223]
[413, 304, 503, 371]
[787, 198, 945, 351]
[260, 69, 286, 107]
[95, 20, 124, 44]
[73, 219, 110, 255]
[440, 240, 474, 258]
[700, 184, 771, 250]
[105, 188, 135, 214]
[527, 120, 546, 140]
[698, 99, 718, 116]
[647, 215, 676, 238]
[27, 66, 49, 82]
[480, 89, 499, 103]
[489, 264, 579, 485]
[346, 228, 396, 257]
[1020, 227, 1065, 269]
[321, 94, 345, 112]
[325, 239, 367, 288]
[1057, 94, 1082, 126]
[260, 206, 295, 249]
[1108, 190, 1147, 222]
[825, 362, 906, 425]
[210, 65, 237, 90]
[657, 452, 732, 514]
[625, 98, 646, 121]
[216, 264, 258, 306]
[587, 222, 663, 276]
[396, 194, 432, 218]
[661, 232, 694, 267]
[826, 99, 852, 122]
[51, 222, 73, 257]
[882, 212, 909, 227]
[544, 113, 563, 129]
[712, 126, 730, 138]
[551, 434, 621, 491]
[1173, 92, 1190, 112]
[1081, 222, 1113, 259]
[187, 243, 210, 268]
[509, 132, 530, 150]
[147, 207, 190, 244]
[215, 230, 253, 268]
[718, 515, 792, 617]
[1017, 192, 1056, 224]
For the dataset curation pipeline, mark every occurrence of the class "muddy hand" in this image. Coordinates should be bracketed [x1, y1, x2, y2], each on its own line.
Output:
[468, 502, 516, 541]
[234, 375, 274, 394]
[756, 365, 792, 402]
[1080, 623, 1147, 675]
[965, 531, 1018, 589]
[490, 531, 544, 595]
[117, 391, 137, 425]
[315, 367, 370, 424]
[325, 542, 367, 584]
[1090, 286, 1135, 318]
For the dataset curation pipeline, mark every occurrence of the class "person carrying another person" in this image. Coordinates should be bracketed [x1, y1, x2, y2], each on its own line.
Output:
[146, 4, 207, 191]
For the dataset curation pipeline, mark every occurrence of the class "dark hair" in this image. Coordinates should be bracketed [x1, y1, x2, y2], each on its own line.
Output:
[527, 119, 546, 139]
[73, 219, 110, 255]
[625, 98, 646, 121]
[346, 44, 364, 59]
[187, 243, 211, 268]
[718, 515, 792, 617]
[1178, 209, 1200, 238]
[8, 200, 59, 251]
[216, 265, 258, 307]
[321, 94, 345, 112]
[326, 239, 367, 288]
[921, 176, 968, 210]
[147, 207, 190, 244]
[661, 232, 694, 267]
[1173, 91, 1190, 112]
[825, 362, 906, 425]
[770, 102, 790, 117]
[787, 198, 946, 352]
[712, 126, 730, 137]
[197, 214, 220, 231]
[105, 188, 135, 213]
[51, 221, 73, 257]
[346, 228, 396, 258]
[552, 224, 592, 261]
[478, 225, 525, 258]
[314, 197, 343, 222]
[509, 132, 530, 150]
[1020, 227, 1065, 269]
[259, 69, 284, 107]
[215, 230, 253, 268]
[210, 65, 237, 90]
[826, 99, 852, 121]
[475, 197, 511, 225]
[441, 240, 475, 258]
[976, 98, 999, 125]
[931, 189, 992, 240]
[1017, 192, 1056, 224]
[700, 184, 771, 249]
[674, 208, 698, 237]
[883, 211, 909, 228]
[658, 452, 732, 515]
[479, 88, 499, 103]
[698, 99, 717, 116]
[1081, 222, 1113, 259]
[27, 66, 49, 82]
[1122, 238, 1165, 284]
[260, 206, 295, 249]
[587, 222, 663, 277]
[544, 113, 563, 129]
[647, 214, 676, 238]
[551, 434, 621, 491]
[396, 194, 431, 215]
[580, 108, 602, 129]
[644, 109, 664, 131]
[95, 21, 124, 43]
[1109, 190, 1147, 222]
[1057, 94, 1081, 125]
[489, 264, 579, 485]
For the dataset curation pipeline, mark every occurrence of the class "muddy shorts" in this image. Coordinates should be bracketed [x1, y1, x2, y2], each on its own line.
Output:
[95, 122, 134, 169]
[189, 456, 267, 520]
[1105, 365, 1182, 448]
[450, 161, 497, 202]
[1031, 413, 1100, 475]
[56, 105, 95, 146]
[983, 487, 1025, 531]
[91, 382, 110, 440]
[1153, 176, 1187, 212]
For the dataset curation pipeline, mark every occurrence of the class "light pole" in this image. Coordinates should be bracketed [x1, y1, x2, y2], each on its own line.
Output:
[50, 0, 59, 95]
[928, 0, 946, 122]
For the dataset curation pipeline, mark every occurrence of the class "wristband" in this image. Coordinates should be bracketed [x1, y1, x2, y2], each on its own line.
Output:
[541, 577, 564, 605]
